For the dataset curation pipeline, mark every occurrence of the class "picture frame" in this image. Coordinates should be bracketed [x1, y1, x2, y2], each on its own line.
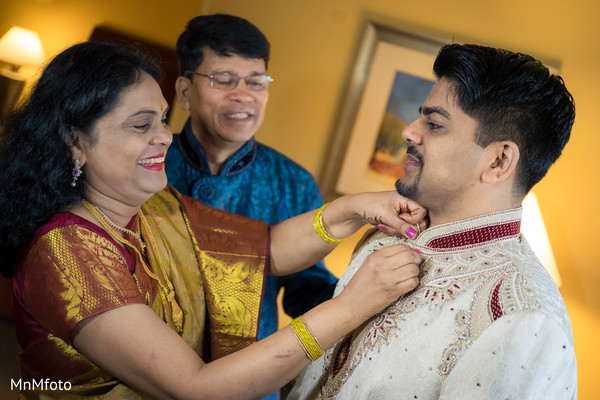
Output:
[320, 22, 449, 201]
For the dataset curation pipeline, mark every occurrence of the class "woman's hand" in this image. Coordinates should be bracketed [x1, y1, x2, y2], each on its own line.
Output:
[357, 190, 428, 237]
[269, 190, 427, 277]
[322, 191, 428, 241]
[333, 243, 421, 322]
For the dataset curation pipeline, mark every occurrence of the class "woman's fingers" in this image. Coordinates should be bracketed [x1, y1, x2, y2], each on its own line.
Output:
[364, 191, 428, 239]
[339, 244, 421, 319]
[374, 243, 421, 276]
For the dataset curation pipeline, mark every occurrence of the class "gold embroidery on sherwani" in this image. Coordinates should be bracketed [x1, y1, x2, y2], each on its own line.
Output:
[313, 209, 535, 399]
[315, 252, 511, 399]
[437, 257, 535, 376]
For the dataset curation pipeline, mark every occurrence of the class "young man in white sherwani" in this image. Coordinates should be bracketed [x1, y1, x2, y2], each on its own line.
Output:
[288, 44, 577, 400]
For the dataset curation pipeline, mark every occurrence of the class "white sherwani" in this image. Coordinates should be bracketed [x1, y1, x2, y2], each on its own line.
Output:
[288, 208, 576, 400]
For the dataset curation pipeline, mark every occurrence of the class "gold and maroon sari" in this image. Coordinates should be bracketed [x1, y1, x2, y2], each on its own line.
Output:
[12, 186, 268, 398]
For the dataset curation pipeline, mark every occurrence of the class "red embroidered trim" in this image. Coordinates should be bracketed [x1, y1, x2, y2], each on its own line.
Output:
[426, 221, 520, 249]
[332, 335, 353, 378]
[490, 281, 504, 321]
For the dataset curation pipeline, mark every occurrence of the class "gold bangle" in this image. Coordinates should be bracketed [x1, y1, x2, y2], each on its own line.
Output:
[290, 324, 313, 361]
[298, 315, 323, 358]
[290, 316, 324, 361]
[313, 203, 343, 244]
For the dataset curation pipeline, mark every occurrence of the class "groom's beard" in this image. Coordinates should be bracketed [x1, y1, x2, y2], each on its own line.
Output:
[395, 146, 422, 198]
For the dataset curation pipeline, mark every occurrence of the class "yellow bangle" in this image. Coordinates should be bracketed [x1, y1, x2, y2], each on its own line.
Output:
[290, 316, 324, 361]
[313, 203, 343, 244]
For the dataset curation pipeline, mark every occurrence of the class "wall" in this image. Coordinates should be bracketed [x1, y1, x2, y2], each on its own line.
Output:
[1, 0, 598, 398]
[0, 0, 203, 58]
[201, 1, 599, 398]
[0, 0, 202, 135]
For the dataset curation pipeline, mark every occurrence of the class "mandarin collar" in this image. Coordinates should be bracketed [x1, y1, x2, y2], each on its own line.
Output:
[177, 119, 257, 176]
[413, 208, 522, 252]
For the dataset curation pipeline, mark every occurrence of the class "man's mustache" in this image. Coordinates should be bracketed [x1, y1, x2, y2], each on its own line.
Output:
[406, 146, 423, 164]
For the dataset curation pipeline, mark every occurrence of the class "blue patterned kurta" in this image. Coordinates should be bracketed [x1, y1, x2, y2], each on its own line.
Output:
[166, 120, 338, 342]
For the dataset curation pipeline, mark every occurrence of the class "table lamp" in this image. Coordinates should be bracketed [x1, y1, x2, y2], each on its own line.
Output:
[0, 26, 45, 117]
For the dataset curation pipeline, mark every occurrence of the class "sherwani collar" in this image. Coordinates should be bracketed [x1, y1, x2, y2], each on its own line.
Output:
[413, 208, 522, 252]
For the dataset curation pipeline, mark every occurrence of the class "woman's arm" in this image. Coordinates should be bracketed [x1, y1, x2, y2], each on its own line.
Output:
[269, 190, 427, 276]
[73, 242, 420, 400]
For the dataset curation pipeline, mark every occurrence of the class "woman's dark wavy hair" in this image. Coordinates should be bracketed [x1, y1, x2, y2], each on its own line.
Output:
[433, 44, 575, 197]
[176, 13, 270, 76]
[0, 41, 161, 277]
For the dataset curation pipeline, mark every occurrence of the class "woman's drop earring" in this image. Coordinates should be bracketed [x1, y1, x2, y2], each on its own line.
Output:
[71, 159, 82, 187]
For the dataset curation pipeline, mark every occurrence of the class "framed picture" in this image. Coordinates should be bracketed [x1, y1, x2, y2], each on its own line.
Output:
[320, 22, 448, 200]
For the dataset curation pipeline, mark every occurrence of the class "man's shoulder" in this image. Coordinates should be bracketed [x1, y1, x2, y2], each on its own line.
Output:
[438, 237, 572, 336]
[508, 238, 572, 329]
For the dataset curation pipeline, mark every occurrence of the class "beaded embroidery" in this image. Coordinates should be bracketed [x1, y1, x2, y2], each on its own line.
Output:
[313, 208, 538, 399]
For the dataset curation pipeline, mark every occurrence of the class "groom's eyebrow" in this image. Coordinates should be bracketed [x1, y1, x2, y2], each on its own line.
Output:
[420, 106, 451, 120]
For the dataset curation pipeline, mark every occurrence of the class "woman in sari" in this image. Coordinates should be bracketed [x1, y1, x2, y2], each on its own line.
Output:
[0, 41, 425, 399]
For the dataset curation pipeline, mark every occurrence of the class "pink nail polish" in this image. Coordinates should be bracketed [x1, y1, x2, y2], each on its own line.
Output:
[406, 227, 417, 239]
[413, 249, 421, 254]
[378, 225, 387, 231]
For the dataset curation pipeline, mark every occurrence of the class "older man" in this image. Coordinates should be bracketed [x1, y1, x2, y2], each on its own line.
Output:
[165, 12, 338, 363]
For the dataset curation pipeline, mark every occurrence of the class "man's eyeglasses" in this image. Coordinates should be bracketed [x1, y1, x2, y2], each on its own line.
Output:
[185, 71, 273, 91]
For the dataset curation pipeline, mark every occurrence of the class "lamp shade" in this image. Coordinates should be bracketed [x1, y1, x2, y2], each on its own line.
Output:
[0, 26, 45, 68]
[521, 193, 562, 287]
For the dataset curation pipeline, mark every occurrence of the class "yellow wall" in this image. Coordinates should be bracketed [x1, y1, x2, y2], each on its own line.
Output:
[2, 0, 599, 398]
[0, 0, 203, 57]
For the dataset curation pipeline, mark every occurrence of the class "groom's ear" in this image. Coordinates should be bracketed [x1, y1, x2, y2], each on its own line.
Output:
[481, 141, 519, 184]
